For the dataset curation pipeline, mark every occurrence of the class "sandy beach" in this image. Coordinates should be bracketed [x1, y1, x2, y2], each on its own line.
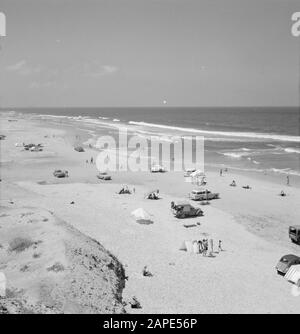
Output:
[1, 111, 300, 314]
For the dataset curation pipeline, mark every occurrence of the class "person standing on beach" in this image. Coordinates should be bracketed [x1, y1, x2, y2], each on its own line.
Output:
[198, 240, 203, 253]
[287, 175, 290, 186]
[218, 240, 223, 252]
[91, 157, 94, 164]
[202, 239, 207, 256]
[210, 239, 214, 253]
[220, 169, 223, 176]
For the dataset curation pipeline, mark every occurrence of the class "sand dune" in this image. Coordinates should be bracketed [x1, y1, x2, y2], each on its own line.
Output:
[0, 205, 125, 314]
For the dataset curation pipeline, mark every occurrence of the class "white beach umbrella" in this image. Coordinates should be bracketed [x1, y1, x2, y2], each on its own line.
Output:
[131, 208, 153, 225]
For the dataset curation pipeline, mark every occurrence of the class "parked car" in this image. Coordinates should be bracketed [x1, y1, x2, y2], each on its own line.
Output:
[150, 165, 165, 173]
[171, 200, 203, 219]
[53, 170, 69, 178]
[189, 189, 220, 201]
[97, 173, 111, 180]
[276, 254, 300, 275]
[74, 146, 85, 152]
[289, 225, 300, 245]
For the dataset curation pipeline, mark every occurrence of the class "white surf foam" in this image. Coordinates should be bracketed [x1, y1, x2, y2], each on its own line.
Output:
[284, 147, 300, 154]
[128, 121, 300, 142]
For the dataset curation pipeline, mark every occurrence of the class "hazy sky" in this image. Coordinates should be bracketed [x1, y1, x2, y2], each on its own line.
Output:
[0, 0, 299, 107]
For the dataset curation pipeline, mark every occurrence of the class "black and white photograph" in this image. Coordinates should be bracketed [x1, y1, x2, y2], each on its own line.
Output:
[0, 0, 300, 316]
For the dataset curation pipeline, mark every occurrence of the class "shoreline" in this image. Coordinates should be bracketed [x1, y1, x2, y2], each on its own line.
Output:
[1, 112, 300, 313]
[2, 110, 300, 181]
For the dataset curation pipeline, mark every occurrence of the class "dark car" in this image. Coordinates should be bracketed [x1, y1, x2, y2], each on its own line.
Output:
[53, 169, 69, 178]
[276, 254, 300, 275]
[289, 226, 300, 245]
[97, 173, 111, 180]
[171, 201, 203, 219]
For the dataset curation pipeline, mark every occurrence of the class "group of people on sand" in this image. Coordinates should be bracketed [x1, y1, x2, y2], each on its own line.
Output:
[118, 185, 132, 194]
[219, 168, 228, 176]
[147, 189, 159, 200]
[192, 239, 223, 256]
[230, 178, 290, 196]
[230, 180, 251, 189]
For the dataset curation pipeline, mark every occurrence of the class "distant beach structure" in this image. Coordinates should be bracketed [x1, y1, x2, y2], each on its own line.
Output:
[0, 272, 6, 297]
[0, 12, 6, 37]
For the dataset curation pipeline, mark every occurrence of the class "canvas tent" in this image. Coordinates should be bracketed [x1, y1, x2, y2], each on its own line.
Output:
[131, 208, 153, 225]
[144, 190, 159, 200]
[179, 240, 199, 253]
[285, 265, 300, 285]
[184, 168, 196, 177]
[190, 169, 205, 178]
[0, 272, 6, 297]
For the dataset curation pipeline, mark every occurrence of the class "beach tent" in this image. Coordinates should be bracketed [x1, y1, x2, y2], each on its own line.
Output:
[193, 241, 200, 254]
[190, 169, 205, 178]
[285, 265, 300, 285]
[184, 241, 194, 253]
[144, 190, 159, 199]
[184, 168, 196, 177]
[179, 241, 187, 251]
[131, 208, 153, 225]
[0, 272, 6, 297]
[179, 240, 200, 253]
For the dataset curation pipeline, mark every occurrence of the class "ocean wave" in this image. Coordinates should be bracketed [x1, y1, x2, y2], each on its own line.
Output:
[219, 144, 300, 160]
[222, 152, 249, 159]
[40, 114, 69, 119]
[269, 168, 300, 176]
[284, 148, 300, 154]
[267, 144, 300, 155]
[207, 163, 300, 177]
[128, 121, 300, 142]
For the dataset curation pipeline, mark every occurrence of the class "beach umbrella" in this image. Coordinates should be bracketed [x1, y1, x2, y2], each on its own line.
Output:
[131, 208, 153, 225]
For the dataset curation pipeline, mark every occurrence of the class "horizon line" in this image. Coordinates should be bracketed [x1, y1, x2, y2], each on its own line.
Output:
[1, 105, 299, 110]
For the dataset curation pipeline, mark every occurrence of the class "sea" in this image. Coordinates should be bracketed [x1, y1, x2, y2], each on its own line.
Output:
[3, 107, 300, 177]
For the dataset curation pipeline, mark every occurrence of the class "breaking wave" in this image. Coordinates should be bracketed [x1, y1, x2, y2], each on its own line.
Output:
[128, 121, 300, 142]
